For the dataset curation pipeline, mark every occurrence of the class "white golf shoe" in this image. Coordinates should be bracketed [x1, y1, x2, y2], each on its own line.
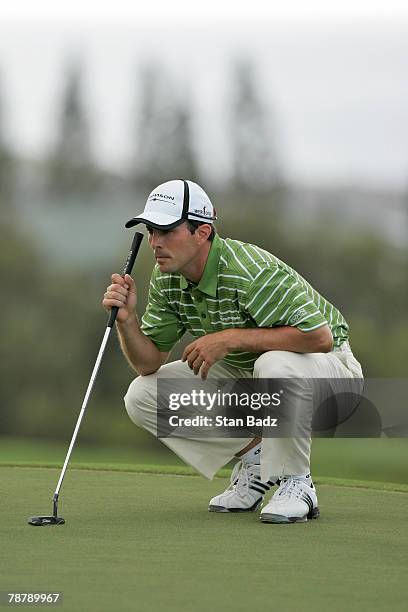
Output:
[260, 476, 320, 523]
[209, 461, 276, 513]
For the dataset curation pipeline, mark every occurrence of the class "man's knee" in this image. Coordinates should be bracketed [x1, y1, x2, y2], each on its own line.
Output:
[254, 351, 302, 379]
[124, 375, 156, 428]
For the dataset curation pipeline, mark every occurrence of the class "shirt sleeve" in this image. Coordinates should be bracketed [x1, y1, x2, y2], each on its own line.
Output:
[244, 267, 327, 332]
[141, 278, 186, 352]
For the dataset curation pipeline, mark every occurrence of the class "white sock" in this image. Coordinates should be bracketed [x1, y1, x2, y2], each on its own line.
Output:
[238, 442, 262, 465]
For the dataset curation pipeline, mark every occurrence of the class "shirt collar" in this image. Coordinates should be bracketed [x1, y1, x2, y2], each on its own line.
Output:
[179, 233, 223, 297]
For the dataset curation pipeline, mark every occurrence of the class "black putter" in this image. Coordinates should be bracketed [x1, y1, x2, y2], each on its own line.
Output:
[28, 231, 144, 526]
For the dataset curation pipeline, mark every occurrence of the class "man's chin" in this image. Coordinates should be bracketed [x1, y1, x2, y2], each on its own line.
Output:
[157, 259, 176, 272]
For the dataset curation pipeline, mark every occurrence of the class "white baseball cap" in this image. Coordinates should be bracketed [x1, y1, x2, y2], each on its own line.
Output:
[125, 179, 217, 230]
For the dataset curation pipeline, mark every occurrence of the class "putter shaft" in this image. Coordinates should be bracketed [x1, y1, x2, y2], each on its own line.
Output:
[54, 326, 113, 500]
[37, 231, 144, 524]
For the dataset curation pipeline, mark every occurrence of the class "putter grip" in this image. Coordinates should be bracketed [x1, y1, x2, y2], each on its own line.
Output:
[107, 232, 144, 328]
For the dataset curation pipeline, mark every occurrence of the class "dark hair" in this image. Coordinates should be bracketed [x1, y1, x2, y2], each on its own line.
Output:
[186, 220, 216, 241]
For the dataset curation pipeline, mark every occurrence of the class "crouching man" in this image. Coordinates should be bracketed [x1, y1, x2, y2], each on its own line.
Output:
[103, 179, 363, 523]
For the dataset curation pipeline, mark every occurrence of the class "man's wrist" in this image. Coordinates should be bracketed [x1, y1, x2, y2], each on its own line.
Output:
[116, 312, 139, 333]
[223, 328, 242, 352]
[222, 328, 275, 353]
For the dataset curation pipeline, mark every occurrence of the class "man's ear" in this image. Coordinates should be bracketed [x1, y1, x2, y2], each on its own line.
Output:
[195, 224, 212, 243]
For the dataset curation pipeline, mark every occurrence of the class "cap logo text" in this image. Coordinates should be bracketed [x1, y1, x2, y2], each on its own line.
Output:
[150, 193, 175, 203]
[193, 205, 212, 217]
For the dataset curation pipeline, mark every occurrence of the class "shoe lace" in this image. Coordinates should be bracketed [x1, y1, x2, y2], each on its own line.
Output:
[276, 476, 303, 500]
[228, 461, 258, 498]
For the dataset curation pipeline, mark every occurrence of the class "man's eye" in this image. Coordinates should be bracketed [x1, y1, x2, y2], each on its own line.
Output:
[147, 228, 171, 236]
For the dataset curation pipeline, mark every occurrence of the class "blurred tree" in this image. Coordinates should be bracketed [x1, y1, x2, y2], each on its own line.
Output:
[130, 63, 199, 191]
[0, 70, 16, 219]
[230, 58, 282, 194]
[0, 222, 45, 433]
[224, 58, 286, 242]
[47, 57, 102, 197]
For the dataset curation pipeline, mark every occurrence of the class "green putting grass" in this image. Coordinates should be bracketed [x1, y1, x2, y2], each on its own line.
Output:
[1, 465, 408, 612]
[1, 436, 408, 484]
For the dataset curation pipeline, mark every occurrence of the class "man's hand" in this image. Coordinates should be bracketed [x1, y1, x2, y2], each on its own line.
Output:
[181, 324, 334, 380]
[182, 331, 231, 380]
[102, 273, 137, 324]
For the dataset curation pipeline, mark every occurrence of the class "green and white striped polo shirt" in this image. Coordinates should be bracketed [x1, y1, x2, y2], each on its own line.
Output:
[141, 233, 349, 371]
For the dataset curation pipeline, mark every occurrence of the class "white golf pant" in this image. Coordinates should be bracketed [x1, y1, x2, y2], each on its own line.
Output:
[124, 344, 363, 481]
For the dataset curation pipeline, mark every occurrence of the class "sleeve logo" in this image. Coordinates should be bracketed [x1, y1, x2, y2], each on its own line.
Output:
[290, 308, 308, 324]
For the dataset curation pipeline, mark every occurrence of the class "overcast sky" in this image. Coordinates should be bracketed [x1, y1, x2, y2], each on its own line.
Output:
[0, 2, 408, 189]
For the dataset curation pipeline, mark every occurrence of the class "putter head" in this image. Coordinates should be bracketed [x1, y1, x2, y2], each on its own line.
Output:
[28, 515, 65, 526]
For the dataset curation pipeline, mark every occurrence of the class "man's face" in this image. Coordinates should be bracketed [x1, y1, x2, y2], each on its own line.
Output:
[146, 222, 205, 274]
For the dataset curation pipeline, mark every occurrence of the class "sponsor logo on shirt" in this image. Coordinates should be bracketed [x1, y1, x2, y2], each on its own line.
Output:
[219, 315, 243, 323]
[290, 308, 308, 324]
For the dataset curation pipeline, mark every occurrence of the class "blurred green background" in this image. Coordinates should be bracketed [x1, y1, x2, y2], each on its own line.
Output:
[1, 20, 407, 485]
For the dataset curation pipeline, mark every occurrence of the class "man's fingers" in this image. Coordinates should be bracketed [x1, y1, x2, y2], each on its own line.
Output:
[200, 361, 211, 380]
[182, 342, 197, 362]
[192, 354, 205, 375]
[124, 274, 135, 286]
[111, 273, 125, 284]
[104, 273, 136, 321]
[105, 287, 127, 302]
[182, 344, 194, 360]
[186, 349, 199, 369]
[108, 284, 128, 296]
[182, 340, 215, 377]
[105, 291, 126, 303]
[110, 274, 134, 290]
[124, 275, 135, 292]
